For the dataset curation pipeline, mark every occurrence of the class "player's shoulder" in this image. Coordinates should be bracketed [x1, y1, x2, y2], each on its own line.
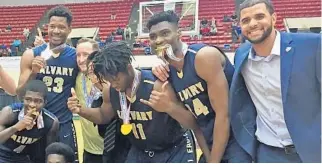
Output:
[188, 43, 207, 53]
[1, 105, 14, 114]
[65, 45, 76, 55]
[0, 105, 17, 125]
[9, 103, 24, 113]
[42, 109, 59, 131]
[42, 108, 58, 121]
[21, 48, 36, 60]
[33, 43, 47, 50]
[189, 43, 224, 57]
[194, 45, 224, 64]
[66, 44, 76, 51]
[32, 44, 47, 57]
[141, 69, 157, 84]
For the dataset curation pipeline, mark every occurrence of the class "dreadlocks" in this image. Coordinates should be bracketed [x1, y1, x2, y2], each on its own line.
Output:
[90, 41, 133, 84]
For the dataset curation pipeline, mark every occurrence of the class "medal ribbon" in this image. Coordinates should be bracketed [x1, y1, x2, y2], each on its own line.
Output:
[119, 69, 140, 125]
[41, 43, 66, 60]
[82, 74, 93, 108]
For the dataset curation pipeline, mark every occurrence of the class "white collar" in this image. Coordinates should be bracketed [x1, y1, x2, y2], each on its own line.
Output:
[181, 42, 189, 56]
[270, 31, 281, 56]
[249, 31, 281, 61]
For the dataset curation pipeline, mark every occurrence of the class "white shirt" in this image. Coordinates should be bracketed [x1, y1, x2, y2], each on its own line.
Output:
[241, 31, 293, 148]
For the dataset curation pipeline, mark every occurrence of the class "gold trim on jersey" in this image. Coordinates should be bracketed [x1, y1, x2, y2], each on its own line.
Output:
[177, 70, 184, 79]
[126, 95, 136, 103]
[143, 80, 155, 85]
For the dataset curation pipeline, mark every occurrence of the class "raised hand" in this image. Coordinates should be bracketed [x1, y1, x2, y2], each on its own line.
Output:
[152, 64, 170, 82]
[13, 111, 35, 131]
[140, 81, 173, 113]
[34, 27, 45, 47]
[67, 88, 82, 114]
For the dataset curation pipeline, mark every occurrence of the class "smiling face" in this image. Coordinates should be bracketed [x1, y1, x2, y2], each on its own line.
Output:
[239, 3, 276, 44]
[76, 42, 94, 73]
[48, 16, 71, 47]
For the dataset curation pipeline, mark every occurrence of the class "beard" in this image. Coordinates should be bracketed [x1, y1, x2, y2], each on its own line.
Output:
[243, 25, 273, 44]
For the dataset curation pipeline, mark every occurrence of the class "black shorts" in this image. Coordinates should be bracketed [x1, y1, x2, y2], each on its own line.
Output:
[125, 130, 196, 163]
[83, 150, 102, 163]
[29, 121, 79, 163]
[58, 121, 79, 162]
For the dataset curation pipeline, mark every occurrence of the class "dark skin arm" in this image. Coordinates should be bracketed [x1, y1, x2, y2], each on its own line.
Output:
[16, 49, 45, 96]
[0, 106, 35, 144]
[0, 106, 17, 144]
[140, 80, 211, 161]
[46, 118, 59, 146]
[195, 46, 230, 163]
[67, 84, 116, 125]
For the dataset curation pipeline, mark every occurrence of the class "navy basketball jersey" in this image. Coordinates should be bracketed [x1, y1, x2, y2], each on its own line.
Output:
[33, 44, 78, 123]
[110, 70, 185, 151]
[168, 43, 234, 147]
[0, 103, 56, 156]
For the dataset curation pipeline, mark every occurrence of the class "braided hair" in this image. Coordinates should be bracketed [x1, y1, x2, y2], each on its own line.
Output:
[90, 41, 133, 84]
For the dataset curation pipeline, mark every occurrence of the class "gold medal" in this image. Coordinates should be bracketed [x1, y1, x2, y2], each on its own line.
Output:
[121, 123, 132, 135]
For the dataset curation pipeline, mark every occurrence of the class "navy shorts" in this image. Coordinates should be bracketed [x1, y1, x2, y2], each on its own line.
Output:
[198, 136, 252, 163]
[28, 121, 79, 162]
[125, 130, 196, 163]
[58, 121, 79, 162]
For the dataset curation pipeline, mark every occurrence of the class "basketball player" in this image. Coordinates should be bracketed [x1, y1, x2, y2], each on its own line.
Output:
[0, 80, 59, 163]
[76, 38, 131, 162]
[85, 46, 131, 163]
[46, 142, 75, 163]
[67, 42, 208, 163]
[16, 5, 79, 161]
[0, 64, 16, 96]
[148, 11, 251, 162]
